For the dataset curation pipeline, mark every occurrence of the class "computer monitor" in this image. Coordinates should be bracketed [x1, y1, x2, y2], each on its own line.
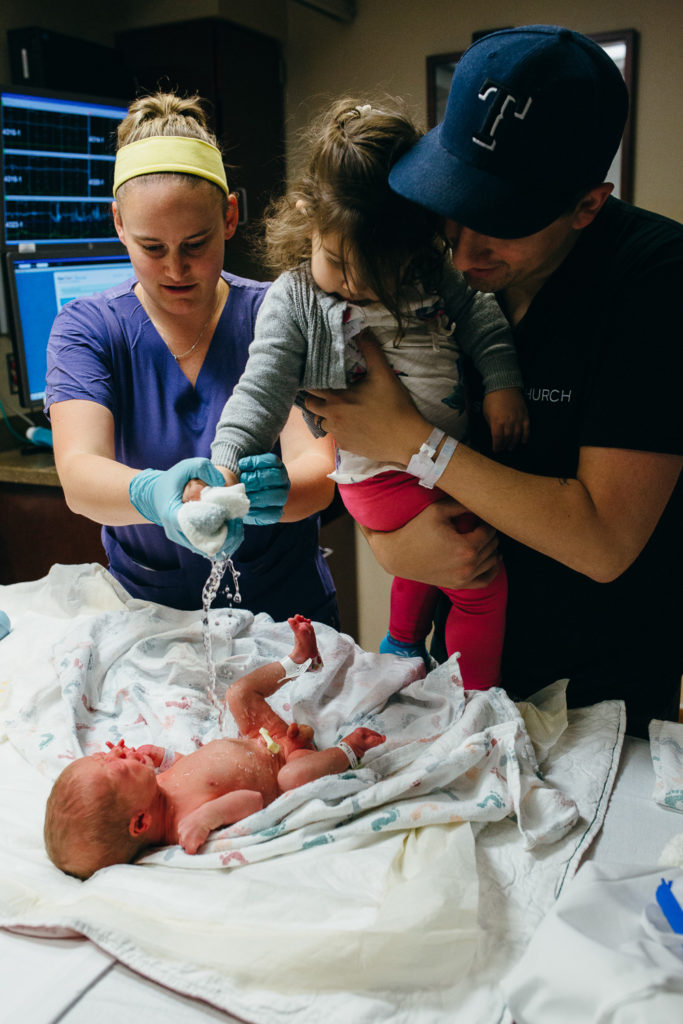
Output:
[5, 248, 133, 407]
[0, 84, 128, 248]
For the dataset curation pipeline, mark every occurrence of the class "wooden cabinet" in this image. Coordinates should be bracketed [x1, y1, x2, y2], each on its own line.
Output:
[0, 451, 106, 585]
[116, 17, 286, 281]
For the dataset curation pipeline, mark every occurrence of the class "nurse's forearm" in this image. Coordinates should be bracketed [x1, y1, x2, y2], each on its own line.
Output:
[56, 452, 148, 526]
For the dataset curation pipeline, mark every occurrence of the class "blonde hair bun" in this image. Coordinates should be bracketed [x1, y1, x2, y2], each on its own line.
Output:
[117, 91, 218, 150]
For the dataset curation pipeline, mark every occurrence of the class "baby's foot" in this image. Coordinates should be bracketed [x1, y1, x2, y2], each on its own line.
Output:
[340, 727, 386, 760]
[282, 721, 316, 757]
[288, 614, 323, 670]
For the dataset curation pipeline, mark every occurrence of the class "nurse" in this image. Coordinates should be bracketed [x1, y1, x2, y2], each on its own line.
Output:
[45, 91, 338, 624]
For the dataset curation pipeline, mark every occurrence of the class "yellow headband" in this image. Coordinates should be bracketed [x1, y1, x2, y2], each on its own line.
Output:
[113, 136, 229, 196]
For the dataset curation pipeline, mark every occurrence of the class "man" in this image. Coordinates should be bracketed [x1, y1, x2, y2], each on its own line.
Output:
[306, 25, 683, 738]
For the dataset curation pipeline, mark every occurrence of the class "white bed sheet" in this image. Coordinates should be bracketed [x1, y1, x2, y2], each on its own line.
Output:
[0, 563, 630, 1024]
[5, 737, 676, 1024]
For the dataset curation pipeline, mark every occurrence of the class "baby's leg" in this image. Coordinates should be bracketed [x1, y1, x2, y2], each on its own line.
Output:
[287, 613, 323, 670]
[226, 615, 321, 739]
[442, 564, 508, 689]
[277, 727, 385, 791]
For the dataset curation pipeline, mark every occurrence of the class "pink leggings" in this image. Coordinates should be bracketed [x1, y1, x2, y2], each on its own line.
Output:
[338, 471, 507, 689]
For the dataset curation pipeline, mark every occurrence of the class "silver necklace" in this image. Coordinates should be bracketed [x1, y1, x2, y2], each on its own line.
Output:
[168, 289, 221, 362]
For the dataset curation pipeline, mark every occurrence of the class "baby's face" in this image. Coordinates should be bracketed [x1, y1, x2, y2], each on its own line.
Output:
[86, 747, 158, 808]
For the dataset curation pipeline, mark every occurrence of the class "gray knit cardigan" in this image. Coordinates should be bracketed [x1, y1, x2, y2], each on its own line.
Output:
[211, 260, 522, 473]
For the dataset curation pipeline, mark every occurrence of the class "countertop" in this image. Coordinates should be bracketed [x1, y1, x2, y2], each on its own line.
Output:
[0, 446, 60, 486]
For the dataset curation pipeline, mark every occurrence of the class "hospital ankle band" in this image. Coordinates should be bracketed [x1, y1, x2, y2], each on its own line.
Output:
[337, 740, 361, 770]
[278, 656, 312, 681]
[113, 136, 229, 196]
[406, 428, 459, 489]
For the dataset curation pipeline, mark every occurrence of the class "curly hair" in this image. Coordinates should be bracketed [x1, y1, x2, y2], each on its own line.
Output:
[257, 97, 446, 330]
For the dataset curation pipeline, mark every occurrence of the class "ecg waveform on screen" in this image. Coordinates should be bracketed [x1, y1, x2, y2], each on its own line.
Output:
[4, 200, 117, 241]
[2, 102, 124, 244]
[4, 154, 113, 199]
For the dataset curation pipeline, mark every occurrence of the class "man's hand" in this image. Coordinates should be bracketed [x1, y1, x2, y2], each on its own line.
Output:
[363, 498, 501, 590]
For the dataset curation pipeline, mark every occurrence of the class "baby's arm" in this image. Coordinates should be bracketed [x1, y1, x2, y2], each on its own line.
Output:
[277, 727, 385, 791]
[176, 790, 265, 854]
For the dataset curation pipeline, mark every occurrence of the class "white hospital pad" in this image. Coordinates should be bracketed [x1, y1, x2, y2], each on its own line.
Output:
[0, 563, 626, 1024]
[502, 862, 683, 1023]
[650, 718, 683, 812]
[588, 735, 683, 867]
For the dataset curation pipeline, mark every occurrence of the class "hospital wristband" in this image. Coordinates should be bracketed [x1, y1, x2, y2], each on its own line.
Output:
[157, 748, 176, 773]
[337, 740, 361, 770]
[406, 428, 459, 489]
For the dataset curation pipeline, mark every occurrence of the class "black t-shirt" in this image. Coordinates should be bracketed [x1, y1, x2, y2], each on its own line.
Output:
[476, 198, 683, 734]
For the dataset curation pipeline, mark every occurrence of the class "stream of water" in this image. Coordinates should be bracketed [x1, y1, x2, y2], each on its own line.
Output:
[201, 555, 242, 730]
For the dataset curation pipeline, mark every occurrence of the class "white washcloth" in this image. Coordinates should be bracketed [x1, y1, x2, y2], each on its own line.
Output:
[177, 483, 250, 556]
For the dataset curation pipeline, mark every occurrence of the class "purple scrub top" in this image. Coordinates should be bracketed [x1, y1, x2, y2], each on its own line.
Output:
[45, 272, 338, 624]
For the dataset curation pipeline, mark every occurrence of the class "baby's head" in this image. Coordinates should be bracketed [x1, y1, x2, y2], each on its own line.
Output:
[44, 751, 158, 879]
[262, 98, 445, 323]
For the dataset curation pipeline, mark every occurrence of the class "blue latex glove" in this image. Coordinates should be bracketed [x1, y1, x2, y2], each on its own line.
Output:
[129, 457, 226, 555]
[215, 517, 245, 561]
[0, 610, 10, 640]
[238, 453, 290, 525]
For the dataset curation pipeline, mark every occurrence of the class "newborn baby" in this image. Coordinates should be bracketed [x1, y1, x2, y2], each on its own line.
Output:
[44, 615, 385, 878]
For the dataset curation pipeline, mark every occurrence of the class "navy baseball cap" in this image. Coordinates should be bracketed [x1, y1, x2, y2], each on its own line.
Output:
[389, 25, 629, 238]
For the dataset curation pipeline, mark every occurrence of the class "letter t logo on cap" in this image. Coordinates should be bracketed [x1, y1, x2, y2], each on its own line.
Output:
[473, 79, 533, 152]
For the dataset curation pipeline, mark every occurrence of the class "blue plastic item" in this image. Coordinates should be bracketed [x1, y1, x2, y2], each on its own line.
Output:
[0, 610, 10, 640]
[656, 879, 683, 934]
[25, 426, 53, 447]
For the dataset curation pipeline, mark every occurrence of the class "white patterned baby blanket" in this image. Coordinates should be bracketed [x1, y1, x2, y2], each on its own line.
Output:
[4, 566, 577, 865]
[0, 563, 624, 1024]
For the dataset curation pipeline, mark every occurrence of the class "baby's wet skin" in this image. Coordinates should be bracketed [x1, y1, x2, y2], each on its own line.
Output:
[158, 736, 284, 815]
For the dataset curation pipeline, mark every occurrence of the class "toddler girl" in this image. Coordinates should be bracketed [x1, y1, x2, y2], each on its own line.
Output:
[208, 99, 528, 687]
